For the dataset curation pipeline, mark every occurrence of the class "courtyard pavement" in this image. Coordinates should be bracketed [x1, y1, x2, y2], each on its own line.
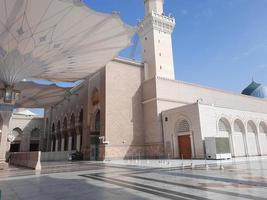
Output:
[0, 157, 267, 200]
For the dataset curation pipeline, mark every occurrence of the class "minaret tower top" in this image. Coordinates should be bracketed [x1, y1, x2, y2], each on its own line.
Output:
[138, 0, 175, 80]
[144, 0, 164, 15]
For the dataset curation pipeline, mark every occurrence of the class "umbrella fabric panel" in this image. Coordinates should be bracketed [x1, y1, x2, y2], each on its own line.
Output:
[0, 0, 134, 85]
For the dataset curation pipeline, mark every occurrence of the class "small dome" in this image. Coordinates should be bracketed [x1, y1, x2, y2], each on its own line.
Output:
[242, 81, 267, 98]
[251, 85, 267, 98]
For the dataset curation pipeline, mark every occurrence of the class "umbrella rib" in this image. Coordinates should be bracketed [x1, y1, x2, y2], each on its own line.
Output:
[21, 0, 55, 54]
[48, 6, 74, 50]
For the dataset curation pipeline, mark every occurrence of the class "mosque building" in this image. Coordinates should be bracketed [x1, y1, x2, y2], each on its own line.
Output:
[6, 0, 267, 161]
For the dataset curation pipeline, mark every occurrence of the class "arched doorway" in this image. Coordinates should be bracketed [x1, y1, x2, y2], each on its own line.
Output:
[30, 128, 40, 151]
[176, 119, 192, 159]
[247, 121, 258, 156]
[10, 128, 23, 152]
[259, 122, 267, 155]
[232, 119, 246, 157]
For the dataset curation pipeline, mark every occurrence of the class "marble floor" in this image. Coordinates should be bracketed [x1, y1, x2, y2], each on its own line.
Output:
[0, 158, 267, 200]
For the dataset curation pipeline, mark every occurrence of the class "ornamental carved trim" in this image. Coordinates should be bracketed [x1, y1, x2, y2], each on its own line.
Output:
[138, 12, 175, 35]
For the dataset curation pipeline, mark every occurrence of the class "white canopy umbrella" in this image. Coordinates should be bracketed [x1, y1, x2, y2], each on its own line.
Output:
[0, 0, 134, 106]
[14, 81, 70, 108]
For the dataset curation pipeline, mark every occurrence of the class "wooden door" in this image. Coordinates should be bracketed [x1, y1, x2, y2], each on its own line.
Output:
[178, 135, 192, 159]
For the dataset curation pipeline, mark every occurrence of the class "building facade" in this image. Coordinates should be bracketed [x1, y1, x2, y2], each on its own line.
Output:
[6, 109, 43, 154]
[43, 0, 267, 160]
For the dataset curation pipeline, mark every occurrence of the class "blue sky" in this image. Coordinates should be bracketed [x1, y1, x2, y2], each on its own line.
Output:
[85, 0, 267, 92]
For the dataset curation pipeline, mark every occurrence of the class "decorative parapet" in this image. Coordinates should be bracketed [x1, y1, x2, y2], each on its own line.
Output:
[138, 11, 175, 36]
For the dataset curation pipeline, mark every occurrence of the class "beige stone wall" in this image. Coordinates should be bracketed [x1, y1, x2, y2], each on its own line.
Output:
[143, 77, 267, 158]
[44, 68, 105, 159]
[142, 78, 164, 157]
[105, 58, 145, 159]
[156, 77, 267, 113]
[84, 68, 106, 159]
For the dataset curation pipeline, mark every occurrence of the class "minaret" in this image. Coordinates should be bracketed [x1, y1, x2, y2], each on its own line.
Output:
[138, 0, 176, 80]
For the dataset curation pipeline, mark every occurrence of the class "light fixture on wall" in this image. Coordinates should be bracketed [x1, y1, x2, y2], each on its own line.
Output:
[4, 85, 13, 103]
[99, 136, 109, 144]
[0, 85, 20, 104]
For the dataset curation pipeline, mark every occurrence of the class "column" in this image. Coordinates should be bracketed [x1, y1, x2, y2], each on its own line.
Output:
[243, 133, 249, 156]
[55, 139, 58, 152]
[57, 135, 61, 151]
[0, 123, 8, 162]
[51, 140, 54, 152]
[46, 135, 51, 152]
[0, 111, 12, 169]
[61, 138, 65, 151]
[229, 132, 235, 157]
[76, 134, 81, 151]
[189, 134, 195, 158]
[256, 127, 261, 155]
[68, 136, 72, 151]
[75, 127, 80, 151]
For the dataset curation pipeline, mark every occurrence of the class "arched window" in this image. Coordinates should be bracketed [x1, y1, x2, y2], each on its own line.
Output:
[12, 127, 23, 138]
[234, 119, 245, 133]
[95, 110, 100, 131]
[57, 120, 61, 133]
[79, 109, 83, 123]
[70, 114, 75, 129]
[10, 128, 23, 152]
[52, 123, 55, 133]
[63, 117, 67, 130]
[177, 120, 190, 133]
[30, 128, 40, 151]
[259, 122, 267, 134]
[218, 118, 231, 132]
[91, 88, 99, 106]
[247, 120, 257, 133]
[31, 128, 40, 139]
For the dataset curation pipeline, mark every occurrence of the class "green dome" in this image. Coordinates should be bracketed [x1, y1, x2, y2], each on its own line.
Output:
[242, 81, 261, 96]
